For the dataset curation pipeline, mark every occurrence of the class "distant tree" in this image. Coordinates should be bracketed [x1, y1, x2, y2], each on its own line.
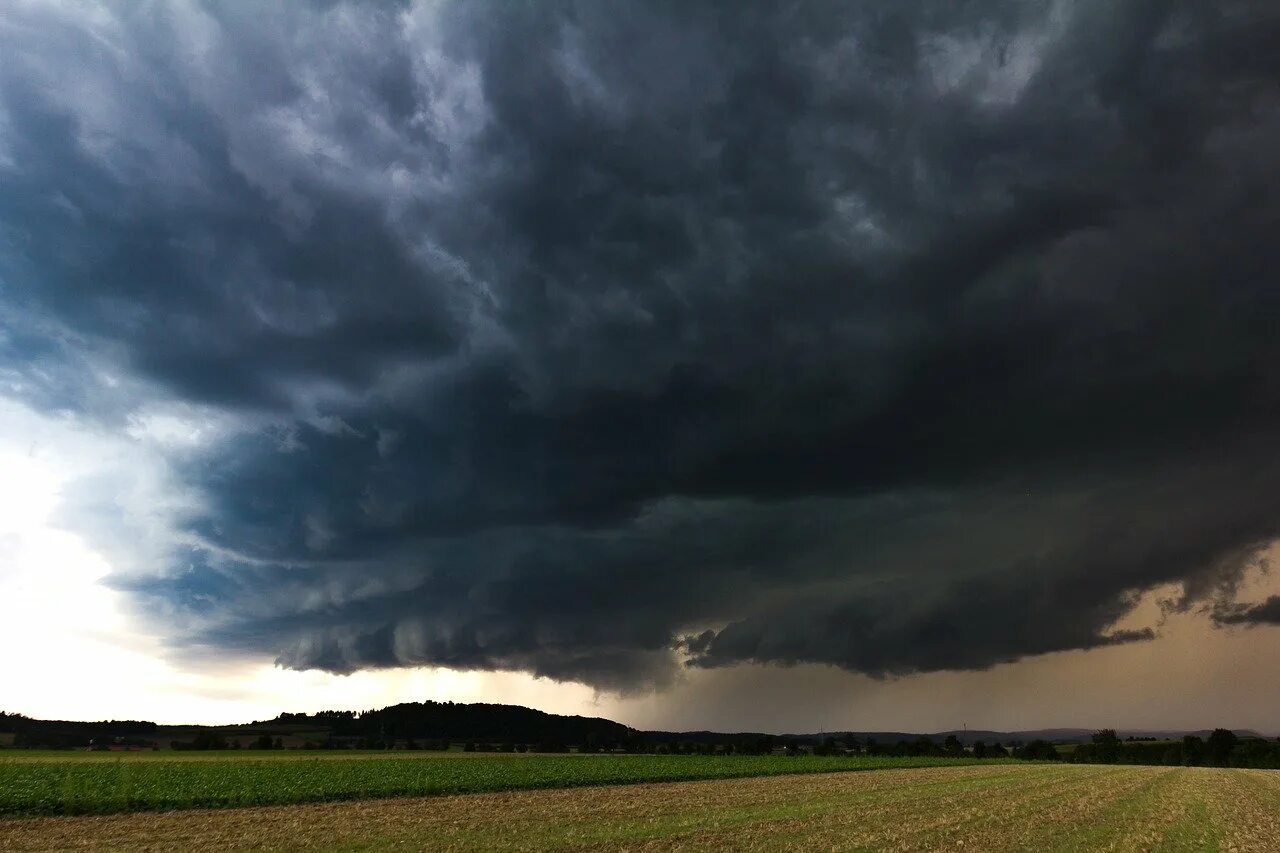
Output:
[190, 732, 228, 750]
[272, 736, 284, 750]
[1091, 730, 1120, 764]
[972, 740, 987, 758]
[255, 734, 274, 750]
[1206, 729, 1238, 766]
[1014, 740, 1059, 761]
[943, 735, 964, 757]
[912, 736, 938, 757]
[1181, 735, 1204, 766]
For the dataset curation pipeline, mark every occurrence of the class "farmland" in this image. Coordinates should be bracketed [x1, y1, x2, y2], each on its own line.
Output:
[4, 763, 1280, 851]
[0, 751, 1003, 817]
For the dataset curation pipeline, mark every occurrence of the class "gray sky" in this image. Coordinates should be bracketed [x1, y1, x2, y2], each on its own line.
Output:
[1, 0, 1279, 731]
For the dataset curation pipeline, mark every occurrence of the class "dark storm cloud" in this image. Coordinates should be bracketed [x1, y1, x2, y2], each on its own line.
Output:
[1213, 597, 1280, 627]
[2, 1, 1280, 688]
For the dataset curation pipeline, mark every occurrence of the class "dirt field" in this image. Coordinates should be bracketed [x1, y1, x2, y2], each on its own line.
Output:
[3, 763, 1279, 851]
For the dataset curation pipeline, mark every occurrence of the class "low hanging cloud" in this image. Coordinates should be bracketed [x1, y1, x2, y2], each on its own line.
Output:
[1214, 597, 1280, 627]
[2, 1, 1279, 690]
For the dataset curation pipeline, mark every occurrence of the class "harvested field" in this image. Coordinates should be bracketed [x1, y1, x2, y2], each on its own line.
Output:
[3, 763, 1279, 851]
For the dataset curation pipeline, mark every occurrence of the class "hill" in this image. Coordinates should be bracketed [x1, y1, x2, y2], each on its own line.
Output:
[0, 705, 1269, 750]
[268, 701, 632, 747]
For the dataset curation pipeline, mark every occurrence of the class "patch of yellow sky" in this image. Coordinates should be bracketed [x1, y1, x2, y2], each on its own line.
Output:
[610, 563, 1280, 735]
[2, 396, 1277, 733]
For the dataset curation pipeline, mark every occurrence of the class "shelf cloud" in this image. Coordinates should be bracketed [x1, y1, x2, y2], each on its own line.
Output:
[2, 0, 1279, 690]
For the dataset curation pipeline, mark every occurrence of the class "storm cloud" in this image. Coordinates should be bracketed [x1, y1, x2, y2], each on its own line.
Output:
[2, 1, 1279, 690]
[1214, 596, 1280, 627]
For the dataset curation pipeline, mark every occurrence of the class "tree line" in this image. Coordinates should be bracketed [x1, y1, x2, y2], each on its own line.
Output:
[1066, 729, 1280, 769]
[5, 709, 1276, 765]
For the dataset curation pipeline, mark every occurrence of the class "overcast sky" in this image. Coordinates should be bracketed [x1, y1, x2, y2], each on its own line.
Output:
[2, 0, 1279, 733]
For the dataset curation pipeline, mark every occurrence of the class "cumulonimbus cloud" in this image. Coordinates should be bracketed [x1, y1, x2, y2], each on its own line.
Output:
[1, 0, 1279, 690]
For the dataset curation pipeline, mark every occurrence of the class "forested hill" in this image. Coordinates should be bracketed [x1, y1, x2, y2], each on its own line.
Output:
[1, 702, 632, 749]
[268, 701, 632, 746]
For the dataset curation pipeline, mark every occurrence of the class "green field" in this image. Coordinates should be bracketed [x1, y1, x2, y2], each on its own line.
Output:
[0, 751, 1006, 816]
[5, 763, 1279, 851]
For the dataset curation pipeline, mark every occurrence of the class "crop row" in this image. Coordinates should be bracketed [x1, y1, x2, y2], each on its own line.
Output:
[0, 752, 1006, 816]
